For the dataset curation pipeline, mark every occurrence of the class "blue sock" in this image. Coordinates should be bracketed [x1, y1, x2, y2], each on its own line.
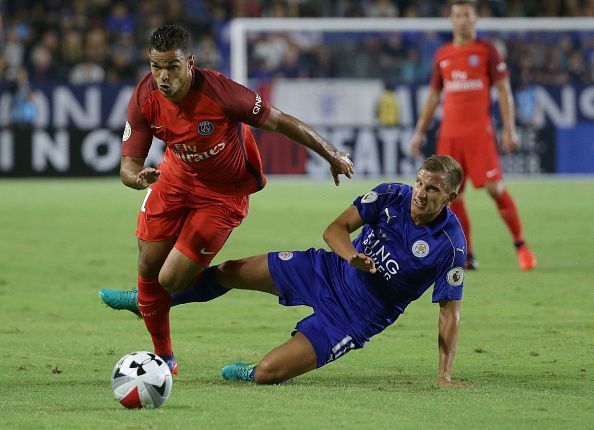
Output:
[171, 267, 230, 306]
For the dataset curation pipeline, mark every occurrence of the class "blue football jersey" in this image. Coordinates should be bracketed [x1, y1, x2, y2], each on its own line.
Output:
[335, 182, 467, 339]
[268, 182, 467, 350]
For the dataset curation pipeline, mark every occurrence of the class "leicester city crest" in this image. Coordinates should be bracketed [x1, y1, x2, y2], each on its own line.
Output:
[412, 240, 430, 258]
[361, 191, 378, 204]
[197, 120, 215, 136]
[278, 251, 294, 261]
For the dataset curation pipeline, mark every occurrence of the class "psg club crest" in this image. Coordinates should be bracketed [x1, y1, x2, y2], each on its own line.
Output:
[197, 120, 215, 136]
[412, 240, 430, 258]
[468, 54, 480, 67]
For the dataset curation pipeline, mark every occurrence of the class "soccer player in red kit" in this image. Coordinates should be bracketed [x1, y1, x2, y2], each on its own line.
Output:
[100, 25, 354, 374]
[410, 0, 536, 271]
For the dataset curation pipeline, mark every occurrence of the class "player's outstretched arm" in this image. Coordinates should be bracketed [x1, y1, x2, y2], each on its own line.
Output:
[437, 299, 473, 388]
[323, 206, 376, 273]
[410, 88, 441, 159]
[261, 107, 354, 185]
[120, 156, 161, 190]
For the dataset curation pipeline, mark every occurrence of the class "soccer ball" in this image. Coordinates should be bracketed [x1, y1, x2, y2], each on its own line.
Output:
[111, 351, 173, 409]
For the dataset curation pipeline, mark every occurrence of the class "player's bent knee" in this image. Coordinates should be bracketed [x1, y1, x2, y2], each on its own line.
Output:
[486, 180, 505, 197]
[216, 255, 273, 292]
[158, 248, 206, 293]
[138, 257, 161, 280]
[253, 359, 286, 384]
[217, 259, 244, 277]
[158, 270, 196, 294]
[157, 273, 177, 293]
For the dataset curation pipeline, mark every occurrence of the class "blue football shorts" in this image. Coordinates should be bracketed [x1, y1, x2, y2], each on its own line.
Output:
[267, 248, 361, 368]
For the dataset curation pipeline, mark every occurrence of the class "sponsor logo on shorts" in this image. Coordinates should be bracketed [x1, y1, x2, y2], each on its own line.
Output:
[200, 248, 215, 255]
[412, 240, 430, 258]
[197, 120, 215, 136]
[278, 251, 294, 261]
[446, 266, 464, 287]
[361, 191, 378, 203]
[123, 121, 131, 141]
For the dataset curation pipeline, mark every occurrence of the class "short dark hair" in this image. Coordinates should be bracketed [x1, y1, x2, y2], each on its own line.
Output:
[150, 25, 192, 54]
[420, 155, 464, 193]
[449, 0, 478, 11]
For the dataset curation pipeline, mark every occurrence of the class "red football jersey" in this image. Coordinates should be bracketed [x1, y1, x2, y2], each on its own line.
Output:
[122, 68, 271, 197]
[430, 39, 508, 138]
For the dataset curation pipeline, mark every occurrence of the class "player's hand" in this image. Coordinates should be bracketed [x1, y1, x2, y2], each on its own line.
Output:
[410, 132, 424, 159]
[136, 167, 161, 188]
[329, 151, 354, 186]
[348, 253, 376, 274]
[438, 377, 474, 388]
[500, 128, 519, 153]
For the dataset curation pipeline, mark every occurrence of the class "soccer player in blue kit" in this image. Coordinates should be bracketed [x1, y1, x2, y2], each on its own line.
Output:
[101, 155, 472, 387]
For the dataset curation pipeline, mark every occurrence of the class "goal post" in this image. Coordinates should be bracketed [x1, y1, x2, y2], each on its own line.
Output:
[229, 17, 594, 176]
[230, 17, 594, 85]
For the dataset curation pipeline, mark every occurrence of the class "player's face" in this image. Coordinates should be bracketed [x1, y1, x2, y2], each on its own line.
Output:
[411, 169, 457, 224]
[450, 4, 477, 40]
[149, 49, 194, 102]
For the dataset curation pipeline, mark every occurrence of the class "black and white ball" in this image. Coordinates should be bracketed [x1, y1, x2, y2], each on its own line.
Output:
[111, 351, 173, 409]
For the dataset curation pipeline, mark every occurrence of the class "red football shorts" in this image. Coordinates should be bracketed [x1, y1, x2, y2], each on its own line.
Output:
[136, 175, 248, 266]
[436, 127, 503, 192]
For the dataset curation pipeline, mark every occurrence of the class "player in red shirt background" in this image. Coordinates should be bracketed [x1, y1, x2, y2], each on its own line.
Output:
[100, 25, 354, 374]
[410, 0, 536, 272]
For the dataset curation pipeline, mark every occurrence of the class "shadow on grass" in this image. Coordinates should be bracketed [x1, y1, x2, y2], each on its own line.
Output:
[179, 369, 589, 395]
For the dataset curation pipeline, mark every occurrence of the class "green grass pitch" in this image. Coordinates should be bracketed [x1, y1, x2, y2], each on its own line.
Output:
[0, 177, 592, 429]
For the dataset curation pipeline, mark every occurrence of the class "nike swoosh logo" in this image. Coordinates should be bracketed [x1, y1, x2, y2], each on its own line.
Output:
[151, 124, 165, 129]
[486, 169, 498, 178]
[200, 248, 215, 255]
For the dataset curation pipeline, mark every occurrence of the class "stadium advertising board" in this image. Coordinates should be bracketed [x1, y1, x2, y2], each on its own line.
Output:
[0, 82, 590, 176]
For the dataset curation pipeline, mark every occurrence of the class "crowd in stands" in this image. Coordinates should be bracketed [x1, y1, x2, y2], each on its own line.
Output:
[1, 0, 592, 115]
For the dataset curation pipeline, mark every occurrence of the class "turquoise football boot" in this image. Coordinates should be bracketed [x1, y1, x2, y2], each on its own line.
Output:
[99, 288, 141, 318]
[221, 362, 256, 382]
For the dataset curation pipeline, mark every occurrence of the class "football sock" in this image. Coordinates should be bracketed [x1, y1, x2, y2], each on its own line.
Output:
[449, 198, 472, 254]
[137, 274, 173, 357]
[170, 267, 230, 306]
[493, 190, 524, 243]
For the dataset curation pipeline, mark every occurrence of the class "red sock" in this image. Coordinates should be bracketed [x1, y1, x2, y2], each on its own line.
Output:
[449, 198, 472, 254]
[137, 274, 172, 357]
[493, 190, 524, 243]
